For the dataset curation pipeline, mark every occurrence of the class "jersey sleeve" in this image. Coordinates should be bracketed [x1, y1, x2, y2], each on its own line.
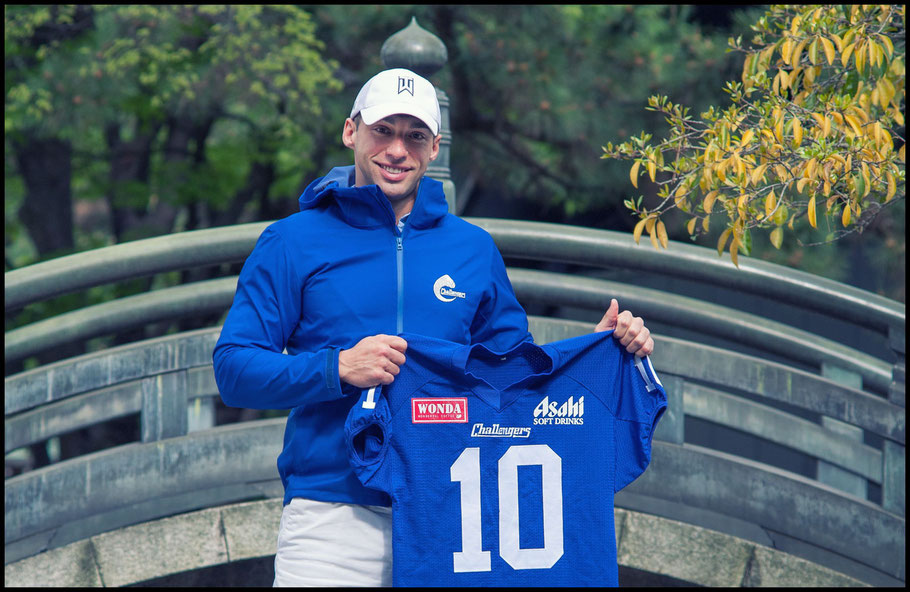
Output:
[612, 352, 667, 492]
[344, 385, 392, 494]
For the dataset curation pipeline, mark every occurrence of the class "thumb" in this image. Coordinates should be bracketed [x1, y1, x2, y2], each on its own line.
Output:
[595, 298, 619, 332]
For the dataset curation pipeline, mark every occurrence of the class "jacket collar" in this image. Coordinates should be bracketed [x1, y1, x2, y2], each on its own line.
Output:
[298, 165, 448, 230]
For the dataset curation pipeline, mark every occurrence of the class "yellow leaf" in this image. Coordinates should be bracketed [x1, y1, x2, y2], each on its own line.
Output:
[868, 40, 880, 68]
[861, 162, 871, 197]
[841, 42, 855, 67]
[830, 32, 844, 53]
[810, 112, 825, 130]
[842, 203, 852, 226]
[646, 217, 659, 250]
[781, 38, 793, 65]
[877, 78, 896, 110]
[797, 178, 810, 193]
[630, 160, 640, 188]
[751, 164, 768, 186]
[701, 214, 711, 233]
[791, 39, 807, 66]
[844, 114, 863, 137]
[770, 226, 784, 249]
[774, 164, 789, 181]
[779, 68, 790, 91]
[842, 27, 856, 48]
[829, 153, 847, 171]
[808, 38, 819, 65]
[764, 189, 777, 217]
[805, 157, 818, 180]
[717, 227, 732, 257]
[740, 129, 754, 147]
[885, 172, 896, 202]
[774, 115, 784, 143]
[687, 216, 697, 235]
[792, 117, 803, 147]
[772, 201, 788, 226]
[633, 217, 648, 244]
[855, 41, 866, 74]
[656, 220, 668, 249]
[807, 195, 817, 228]
[821, 36, 836, 65]
[737, 193, 749, 217]
[729, 235, 740, 267]
[703, 190, 718, 213]
[647, 159, 656, 183]
[879, 34, 894, 58]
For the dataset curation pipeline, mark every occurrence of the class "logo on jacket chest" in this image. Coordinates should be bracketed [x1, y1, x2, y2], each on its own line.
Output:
[433, 274, 466, 302]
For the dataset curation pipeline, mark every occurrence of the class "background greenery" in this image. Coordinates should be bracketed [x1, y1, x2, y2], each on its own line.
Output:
[6, 5, 904, 325]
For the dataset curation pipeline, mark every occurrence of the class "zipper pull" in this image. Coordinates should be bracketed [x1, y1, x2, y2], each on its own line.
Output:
[396, 236, 403, 251]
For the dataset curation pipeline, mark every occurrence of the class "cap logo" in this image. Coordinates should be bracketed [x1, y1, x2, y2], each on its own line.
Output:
[397, 76, 415, 96]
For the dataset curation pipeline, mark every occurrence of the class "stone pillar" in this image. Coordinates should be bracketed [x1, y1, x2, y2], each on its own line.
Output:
[380, 17, 456, 213]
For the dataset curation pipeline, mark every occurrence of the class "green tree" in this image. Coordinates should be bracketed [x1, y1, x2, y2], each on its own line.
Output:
[603, 4, 905, 269]
[5, 5, 339, 262]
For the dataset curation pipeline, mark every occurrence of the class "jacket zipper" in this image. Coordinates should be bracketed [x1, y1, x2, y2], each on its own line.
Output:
[396, 234, 404, 335]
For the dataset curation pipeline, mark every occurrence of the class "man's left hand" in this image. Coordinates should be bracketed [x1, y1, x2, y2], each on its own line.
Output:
[595, 298, 654, 357]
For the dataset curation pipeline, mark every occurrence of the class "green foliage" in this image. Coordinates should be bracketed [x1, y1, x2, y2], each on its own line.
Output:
[603, 4, 906, 268]
[436, 5, 756, 218]
[4, 5, 342, 338]
[5, 5, 340, 258]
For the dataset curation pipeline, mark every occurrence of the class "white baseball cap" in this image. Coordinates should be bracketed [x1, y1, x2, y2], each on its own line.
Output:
[350, 68, 441, 136]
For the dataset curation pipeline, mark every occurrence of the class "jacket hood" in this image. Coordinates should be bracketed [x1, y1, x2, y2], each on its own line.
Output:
[298, 165, 448, 230]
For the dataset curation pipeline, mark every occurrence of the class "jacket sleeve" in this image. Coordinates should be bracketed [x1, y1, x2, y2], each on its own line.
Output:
[468, 234, 535, 351]
[213, 225, 346, 410]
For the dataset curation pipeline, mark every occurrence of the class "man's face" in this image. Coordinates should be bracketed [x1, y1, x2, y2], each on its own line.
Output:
[342, 114, 440, 204]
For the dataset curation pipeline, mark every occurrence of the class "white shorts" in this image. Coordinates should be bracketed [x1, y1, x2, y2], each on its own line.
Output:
[273, 497, 393, 587]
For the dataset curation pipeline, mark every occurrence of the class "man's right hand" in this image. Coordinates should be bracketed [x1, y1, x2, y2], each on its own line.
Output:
[338, 334, 408, 388]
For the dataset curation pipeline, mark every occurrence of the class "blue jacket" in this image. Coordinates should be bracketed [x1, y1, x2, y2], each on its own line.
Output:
[213, 166, 533, 506]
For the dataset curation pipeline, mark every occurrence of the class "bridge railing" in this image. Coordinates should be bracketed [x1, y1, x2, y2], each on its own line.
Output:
[4, 220, 906, 585]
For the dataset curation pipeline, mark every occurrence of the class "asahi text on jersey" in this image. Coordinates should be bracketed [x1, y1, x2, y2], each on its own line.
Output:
[533, 395, 584, 425]
[411, 397, 468, 423]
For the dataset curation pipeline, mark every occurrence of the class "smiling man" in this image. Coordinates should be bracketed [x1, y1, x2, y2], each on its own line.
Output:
[212, 68, 654, 587]
[343, 69, 441, 221]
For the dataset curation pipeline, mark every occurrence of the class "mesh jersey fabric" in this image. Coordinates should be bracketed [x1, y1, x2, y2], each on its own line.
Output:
[344, 331, 667, 586]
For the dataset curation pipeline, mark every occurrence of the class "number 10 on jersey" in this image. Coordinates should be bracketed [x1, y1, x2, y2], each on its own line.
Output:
[450, 444, 564, 572]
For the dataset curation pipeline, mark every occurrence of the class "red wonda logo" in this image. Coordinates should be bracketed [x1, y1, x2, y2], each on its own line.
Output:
[411, 397, 468, 423]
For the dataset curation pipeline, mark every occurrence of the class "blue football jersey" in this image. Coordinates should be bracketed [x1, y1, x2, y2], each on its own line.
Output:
[344, 331, 667, 586]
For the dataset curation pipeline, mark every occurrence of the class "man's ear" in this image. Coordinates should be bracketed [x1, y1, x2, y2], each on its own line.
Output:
[342, 118, 357, 150]
[429, 133, 441, 162]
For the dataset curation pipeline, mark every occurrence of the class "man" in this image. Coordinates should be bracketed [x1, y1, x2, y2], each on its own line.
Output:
[212, 68, 653, 587]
